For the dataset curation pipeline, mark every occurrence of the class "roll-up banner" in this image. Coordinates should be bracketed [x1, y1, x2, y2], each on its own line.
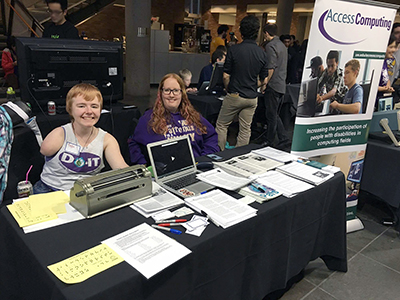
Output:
[291, 0, 398, 232]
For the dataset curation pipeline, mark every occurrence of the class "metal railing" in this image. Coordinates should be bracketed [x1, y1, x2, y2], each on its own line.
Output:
[4, 0, 44, 37]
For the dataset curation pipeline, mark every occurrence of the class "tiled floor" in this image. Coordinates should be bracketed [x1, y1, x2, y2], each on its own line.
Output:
[280, 194, 400, 300]
[120, 88, 400, 300]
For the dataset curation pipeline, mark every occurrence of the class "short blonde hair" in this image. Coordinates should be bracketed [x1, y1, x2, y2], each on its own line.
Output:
[66, 83, 103, 119]
[345, 59, 360, 75]
[178, 69, 192, 80]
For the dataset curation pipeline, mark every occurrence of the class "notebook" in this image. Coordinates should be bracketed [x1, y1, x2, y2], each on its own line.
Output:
[147, 136, 214, 198]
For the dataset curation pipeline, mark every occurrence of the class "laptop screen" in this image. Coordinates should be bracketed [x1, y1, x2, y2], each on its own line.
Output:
[149, 137, 195, 179]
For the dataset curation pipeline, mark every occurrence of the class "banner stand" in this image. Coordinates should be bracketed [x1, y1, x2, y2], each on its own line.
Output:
[347, 218, 364, 233]
[291, 0, 398, 234]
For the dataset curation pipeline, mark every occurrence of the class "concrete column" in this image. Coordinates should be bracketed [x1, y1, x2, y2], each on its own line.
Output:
[276, 0, 295, 36]
[125, 0, 151, 97]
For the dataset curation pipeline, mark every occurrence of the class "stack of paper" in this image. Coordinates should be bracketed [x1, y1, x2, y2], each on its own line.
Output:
[256, 171, 314, 198]
[7, 191, 71, 228]
[185, 189, 257, 228]
[277, 162, 334, 185]
[196, 168, 253, 190]
[214, 153, 284, 178]
[239, 181, 282, 203]
[252, 147, 298, 163]
[133, 182, 184, 214]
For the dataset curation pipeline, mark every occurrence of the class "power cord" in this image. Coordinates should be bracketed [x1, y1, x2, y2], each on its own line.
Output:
[104, 81, 114, 135]
[26, 75, 52, 127]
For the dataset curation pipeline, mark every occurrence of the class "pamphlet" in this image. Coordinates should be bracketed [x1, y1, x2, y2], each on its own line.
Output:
[256, 171, 314, 198]
[214, 153, 283, 178]
[251, 146, 298, 163]
[239, 182, 282, 203]
[196, 168, 253, 190]
[133, 182, 184, 213]
[277, 162, 334, 185]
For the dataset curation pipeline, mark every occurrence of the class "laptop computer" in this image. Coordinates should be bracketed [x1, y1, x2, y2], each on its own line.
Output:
[197, 81, 210, 95]
[147, 136, 214, 198]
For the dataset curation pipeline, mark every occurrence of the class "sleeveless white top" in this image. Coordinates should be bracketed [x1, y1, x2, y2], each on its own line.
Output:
[40, 123, 106, 190]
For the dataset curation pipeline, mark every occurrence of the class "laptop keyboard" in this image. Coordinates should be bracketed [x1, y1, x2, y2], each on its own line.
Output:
[165, 173, 200, 190]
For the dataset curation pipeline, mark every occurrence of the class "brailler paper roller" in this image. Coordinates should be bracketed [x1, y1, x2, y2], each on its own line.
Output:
[70, 165, 152, 218]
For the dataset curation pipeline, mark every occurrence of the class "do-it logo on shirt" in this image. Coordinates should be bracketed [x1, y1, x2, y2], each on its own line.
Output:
[318, 9, 392, 45]
[60, 152, 101, 173]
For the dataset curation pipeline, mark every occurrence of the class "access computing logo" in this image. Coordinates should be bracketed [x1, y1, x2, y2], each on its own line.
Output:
[318, 9, 392, 45]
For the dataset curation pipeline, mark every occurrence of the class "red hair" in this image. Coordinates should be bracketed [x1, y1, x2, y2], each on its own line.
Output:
[150, 73, 207, 135]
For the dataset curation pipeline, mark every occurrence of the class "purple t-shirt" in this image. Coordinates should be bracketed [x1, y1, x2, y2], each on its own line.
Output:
[128, 110, 219, 165]
[380, 59, 389, 87]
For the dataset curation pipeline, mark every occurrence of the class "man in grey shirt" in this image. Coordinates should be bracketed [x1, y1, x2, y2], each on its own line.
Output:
[261, 23, 290, 149]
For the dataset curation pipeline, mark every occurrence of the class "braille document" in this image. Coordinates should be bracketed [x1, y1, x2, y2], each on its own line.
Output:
[47, 244, 124, 284]
[9, 191, 85, 234]
[184, 189, 257, 228]
[215, 153, 283, 178]
[256, 171, 314, 198]
[102, 223, 191, 279]
[277, 162, 334, 185]
[252, 146, 298, 163]
[7, 199, 58, 228]
[196, 168, 253, 190]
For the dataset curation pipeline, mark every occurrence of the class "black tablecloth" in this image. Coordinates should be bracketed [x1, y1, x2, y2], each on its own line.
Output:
[0, 145, 347, 300]
[188, 84, 300, 128]
[361, 139, 400, 209]
[188, 93, 222, 124]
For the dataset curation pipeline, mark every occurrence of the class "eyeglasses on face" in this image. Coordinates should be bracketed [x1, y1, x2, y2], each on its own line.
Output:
[47, 9, 64, 15]
[162, 88, 182, 95]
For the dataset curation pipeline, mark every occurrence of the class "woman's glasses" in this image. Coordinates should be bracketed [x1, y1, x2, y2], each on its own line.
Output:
[162, 88, 182, 95]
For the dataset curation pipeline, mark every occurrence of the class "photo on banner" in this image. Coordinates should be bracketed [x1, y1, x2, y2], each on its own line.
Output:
[291, 0, 398, 230]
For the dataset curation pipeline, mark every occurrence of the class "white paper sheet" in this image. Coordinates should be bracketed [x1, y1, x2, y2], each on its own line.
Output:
[252, 146, 298, 163]
[102, 223, 191, 279]
[196, 168, 253, 190]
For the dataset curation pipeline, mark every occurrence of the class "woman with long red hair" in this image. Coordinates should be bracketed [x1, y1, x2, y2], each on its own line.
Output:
[128, 73, 219, 165]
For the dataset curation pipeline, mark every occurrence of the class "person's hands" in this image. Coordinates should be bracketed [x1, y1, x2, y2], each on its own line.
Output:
[316, 94, 323, 104]
[186, 87, 197, 94]
[330, 100, 338, 110]
[383, 83, 394, 92]
[13, 61, 17, 66]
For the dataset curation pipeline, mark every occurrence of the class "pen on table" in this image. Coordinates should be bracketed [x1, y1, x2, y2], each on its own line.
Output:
[152, 224, 182, 235]
[157, 223, 185, 227]
[250, 183, 265, 193]
[155, 219, 187, 224]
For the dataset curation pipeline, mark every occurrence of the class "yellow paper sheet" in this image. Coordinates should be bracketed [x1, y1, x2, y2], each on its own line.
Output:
[7, 199, 58, 227]
[29, 191, 70, 217]
[47, 244, 124, 284]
